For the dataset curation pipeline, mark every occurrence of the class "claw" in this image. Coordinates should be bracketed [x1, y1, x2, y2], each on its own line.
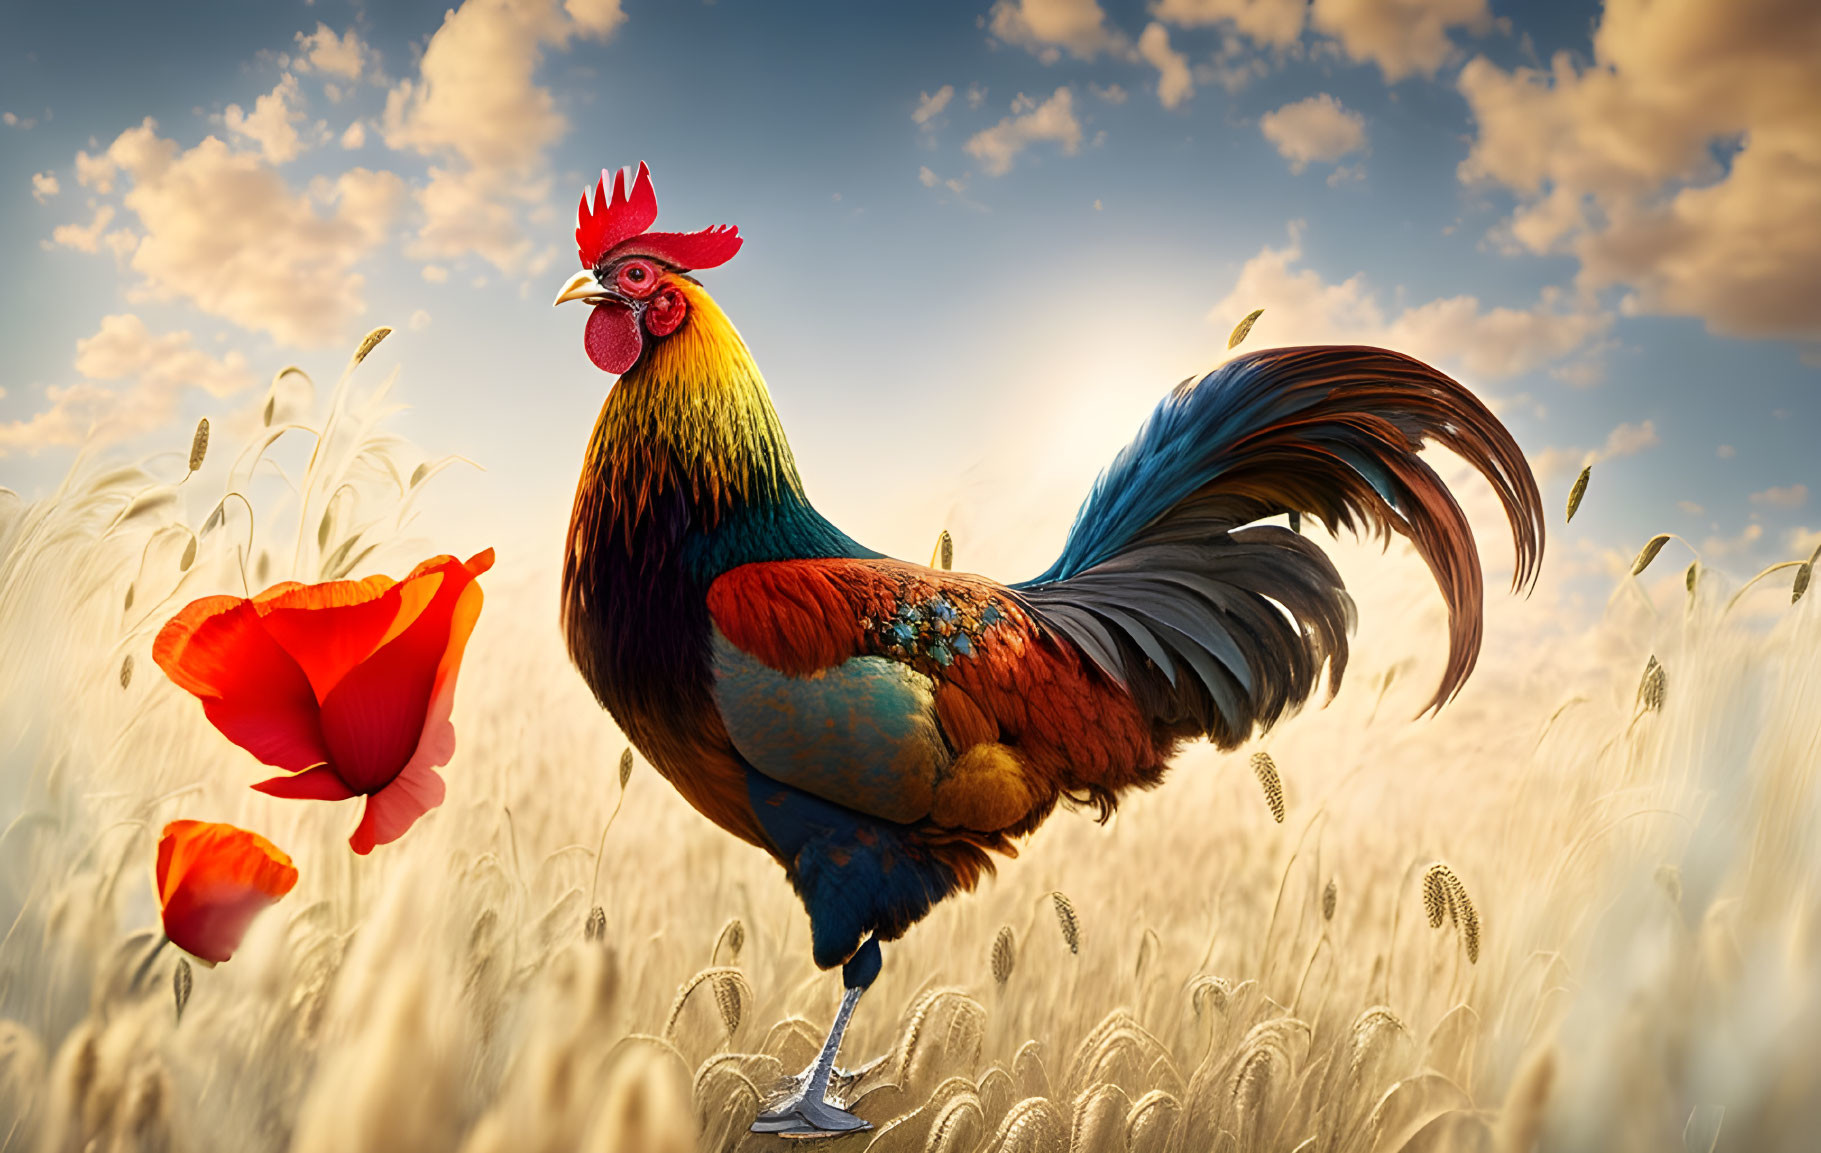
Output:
[751, 1089, 871, 1138]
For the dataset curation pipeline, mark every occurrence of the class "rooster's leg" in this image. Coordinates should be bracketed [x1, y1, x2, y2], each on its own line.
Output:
[751, 936, 881, 1137]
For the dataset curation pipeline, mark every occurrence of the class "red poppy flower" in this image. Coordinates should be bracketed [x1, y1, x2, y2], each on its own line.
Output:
[155, 549, 494, 854]
[157, 820, 299, 964]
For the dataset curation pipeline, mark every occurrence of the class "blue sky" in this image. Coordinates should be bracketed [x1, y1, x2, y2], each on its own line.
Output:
[2, 0, 1816, 602]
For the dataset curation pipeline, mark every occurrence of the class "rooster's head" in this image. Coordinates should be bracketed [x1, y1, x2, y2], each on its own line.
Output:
[552, 162, 742, 376]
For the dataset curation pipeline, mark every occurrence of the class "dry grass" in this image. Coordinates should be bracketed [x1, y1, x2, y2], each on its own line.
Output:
[3, 335, 1821, 1150]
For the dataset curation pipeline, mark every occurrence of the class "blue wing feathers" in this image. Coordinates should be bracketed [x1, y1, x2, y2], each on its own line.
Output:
[1018, 345, 1544, 747]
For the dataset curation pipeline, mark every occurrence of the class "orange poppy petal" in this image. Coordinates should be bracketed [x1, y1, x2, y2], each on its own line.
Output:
[156, 820, 298, 964]
[255, 573, 443, 703]
[398, 578, 485, 780]
[318, 555, 485, 794]
[349, 762, 445, 855]
[154, 599, 331, 773]
[252, 766, 357, 801]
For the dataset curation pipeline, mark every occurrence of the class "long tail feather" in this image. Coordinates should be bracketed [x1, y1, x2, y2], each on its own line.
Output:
[1017, 345, 1544, 745]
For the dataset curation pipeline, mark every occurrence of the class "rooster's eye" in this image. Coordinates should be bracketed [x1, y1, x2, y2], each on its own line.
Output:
[627, 268, 646, 282]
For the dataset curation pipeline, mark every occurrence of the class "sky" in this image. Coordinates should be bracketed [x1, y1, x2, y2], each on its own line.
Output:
[1, 0, 1817, 614]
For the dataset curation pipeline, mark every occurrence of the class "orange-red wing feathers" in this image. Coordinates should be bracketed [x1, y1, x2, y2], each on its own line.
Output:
[707, 558, 1162, 807]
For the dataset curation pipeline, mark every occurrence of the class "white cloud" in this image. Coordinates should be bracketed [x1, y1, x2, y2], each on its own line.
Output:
[965, 88, 1083, 177]
[75, 149, 117, 194]
[409, 309, 432, 331]
[93, 118, 404, 347]
[966, 84, 987, 109]
[50, 205, 116, 253]
[1717, 444, 1736, 459]
[1528, 418, 1659, 488]
[31, 172, 60, 202]
[295, 24, 372, 82]
[1090, 82, 1128, 104]
[422, 264, 450, 283]
[1703, 522, 1764, 559]
[1138, 23, 1195, 109]
[382, 0, 626, 275]
[1259, 94, 1366, 174]
[340, 120, 367, 150]
[1750, 483, 1808, 510]
[0, 315, 253, 454]
[223, 73, 306, 164]
[1597, 419, 1660, 461]
[1151, 0, 1305, 49]
[989, 0, 1126, 62]
[1457, 0, 1821, 339]
[1310, 0, 1491, 82]
[913, 86, 954, 128]
[1208, 224, 1611, 383]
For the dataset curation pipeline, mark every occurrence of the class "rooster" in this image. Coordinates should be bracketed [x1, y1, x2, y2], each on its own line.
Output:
[552, 163, 1544, 1136]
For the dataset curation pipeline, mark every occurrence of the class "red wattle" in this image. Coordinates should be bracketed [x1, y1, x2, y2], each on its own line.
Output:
[585, 303, 642, 375]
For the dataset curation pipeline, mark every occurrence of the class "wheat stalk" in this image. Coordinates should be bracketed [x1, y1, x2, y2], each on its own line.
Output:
[351, 326, 393, 367]
[931, 529, 953, 571]
[185, 419, 210, 477]
[991, 926, 1015, 985]
[1638, 655, 1666, 712]
[119, 654, 133, 690]
[1251, 752, 1285, 823]
[712, 918, 745, 965]
[1565, 465, 1590, 523]
[173, 958, 192, 1021]
[1228, 308, 1264, 349]
[1422, 862, 1481, 963]
[1050, 891, 1080, 954]
[1631, 533, 1672, 576]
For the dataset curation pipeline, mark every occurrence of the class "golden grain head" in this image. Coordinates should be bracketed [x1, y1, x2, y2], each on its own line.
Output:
[713, 917, 745, 964]
[1655, 864, 1682, 907]
[179, 535, 197, 572]
[584, 906, 606, 942]
[119, 654, 133, 690]
[1445, 872, 1481, 964]
[1638, 655, 1666, 712]
[1191, 975, 1229, 1016]
[352, 326, 393, 366]
[932, 529, 954, 571]
[1631, 533, 1671, 576]
[619, 747, 634, 789]
[1251, 752, 1285, 823]
[1421, 866, 1449, 929]
[1322, 877, 1337, 921]
[411, 462, 430, 488]
[1051, 891, 1080, 955]
[318, 509, 334, 550]
[1228, 308, 1264, 349]
[1794, 562, 1811, 604]
[1566, 465, 1590, 523]
[991, 926, 1016, 985]
[262, 394, 276, 427]
[712, 972, 742, 1036]
[123, 582, 135, 613]
[187, 418, 210, 473]
[173, 957, 193, 1021]
[1686, 561, 1699, 595]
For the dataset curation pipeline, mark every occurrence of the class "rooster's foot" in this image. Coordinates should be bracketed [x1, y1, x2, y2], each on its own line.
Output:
[751, 1089, 871, 1139]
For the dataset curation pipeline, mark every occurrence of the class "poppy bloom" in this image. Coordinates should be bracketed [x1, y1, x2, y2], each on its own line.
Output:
[157, 820, 298, 964]
[154, 549, 493, 853]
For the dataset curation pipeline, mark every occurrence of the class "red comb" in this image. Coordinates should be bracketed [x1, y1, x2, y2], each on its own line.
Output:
[575, 161, 742, 272]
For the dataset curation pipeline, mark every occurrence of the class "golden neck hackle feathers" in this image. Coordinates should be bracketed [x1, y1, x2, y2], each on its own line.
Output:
[583, 279, 804, 532]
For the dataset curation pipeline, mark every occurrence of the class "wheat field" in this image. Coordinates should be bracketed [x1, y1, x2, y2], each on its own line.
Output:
[1, 335, 1817, 1152]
